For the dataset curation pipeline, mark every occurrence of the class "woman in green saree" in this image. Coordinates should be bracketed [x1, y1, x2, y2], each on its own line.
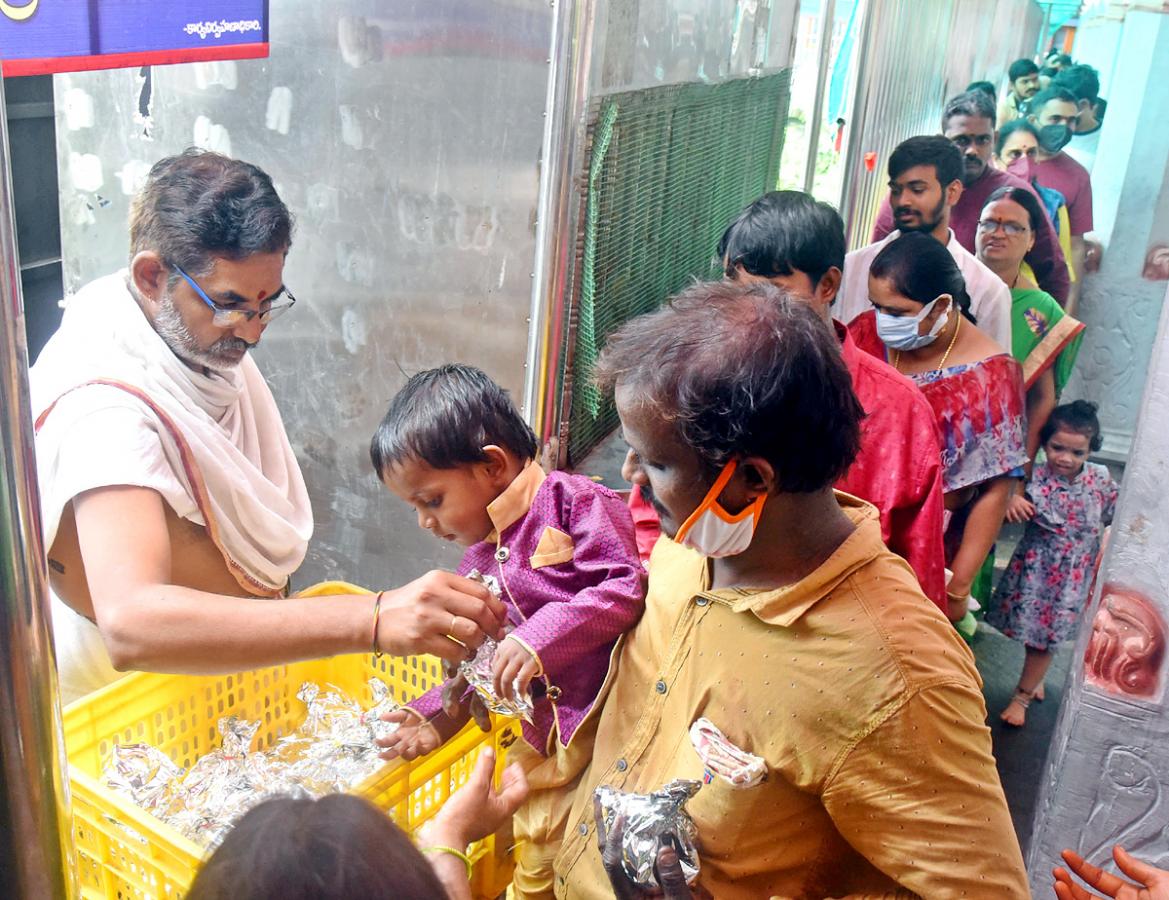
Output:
[976, 186, 1085, 463]
[971, 186, 1086, 613]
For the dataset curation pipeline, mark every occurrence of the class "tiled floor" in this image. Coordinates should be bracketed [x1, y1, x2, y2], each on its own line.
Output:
[573, 430, 1111, 855]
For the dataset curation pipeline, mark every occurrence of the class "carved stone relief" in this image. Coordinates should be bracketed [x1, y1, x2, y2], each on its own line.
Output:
[1084, 586, 1167, 701]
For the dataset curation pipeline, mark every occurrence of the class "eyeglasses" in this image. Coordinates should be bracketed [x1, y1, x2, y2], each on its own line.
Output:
[172, 265, 297, 328]
[977, 219, 1029, 236]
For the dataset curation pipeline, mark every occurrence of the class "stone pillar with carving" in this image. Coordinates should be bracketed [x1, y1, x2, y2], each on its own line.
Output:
[1026, 282, 1169, 893]
[1063, 7, 1169, 460]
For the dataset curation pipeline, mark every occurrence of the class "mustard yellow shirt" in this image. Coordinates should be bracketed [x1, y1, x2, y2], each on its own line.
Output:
[553, 496, 1028, 899]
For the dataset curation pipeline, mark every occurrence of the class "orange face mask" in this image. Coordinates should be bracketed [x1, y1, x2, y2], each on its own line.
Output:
[672, 460, 766, 558]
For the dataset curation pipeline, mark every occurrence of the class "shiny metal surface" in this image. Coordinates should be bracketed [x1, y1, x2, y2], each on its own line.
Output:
[524, 0, 599, 460]
[0, 76, 76, 899]
[802, 0, 837, 194]
[54, 2, 555, 583]
[838, 0, 1044, 247]
[592, 0, 798, 94]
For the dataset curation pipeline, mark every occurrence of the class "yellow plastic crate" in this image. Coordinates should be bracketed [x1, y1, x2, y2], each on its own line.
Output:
[63, 652, 519, 899]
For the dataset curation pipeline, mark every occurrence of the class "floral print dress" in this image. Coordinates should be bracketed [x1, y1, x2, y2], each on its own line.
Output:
[987, 461, 1119, 650]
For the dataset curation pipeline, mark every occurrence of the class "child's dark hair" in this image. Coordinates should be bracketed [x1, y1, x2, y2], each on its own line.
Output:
[594, 279, 863, 491]
[186, 794, 446, 899]
[370, 364, 538, 476]
[1040, 400, 1103, 452]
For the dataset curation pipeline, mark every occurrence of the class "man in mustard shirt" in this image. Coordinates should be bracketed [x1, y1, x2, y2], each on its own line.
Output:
[553, 280, 1028, 898]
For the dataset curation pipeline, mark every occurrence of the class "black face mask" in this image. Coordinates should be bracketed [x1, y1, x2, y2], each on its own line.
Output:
[1038, 124, 1072, 154]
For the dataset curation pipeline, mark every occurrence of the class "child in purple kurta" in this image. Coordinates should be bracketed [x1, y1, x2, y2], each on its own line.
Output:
[368, 364, 645, 898]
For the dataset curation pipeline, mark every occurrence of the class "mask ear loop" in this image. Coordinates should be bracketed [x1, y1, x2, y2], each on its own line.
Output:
[673, 459, 740, 546]
[926, 295, 952, 337]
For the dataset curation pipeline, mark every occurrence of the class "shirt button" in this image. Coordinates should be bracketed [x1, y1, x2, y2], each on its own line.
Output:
[655, 680, 667, 694]
[616, 758, 628, 772]
[495, 546, 510, 563]
[578, 823, 589, 835]
[695, 596, 709, 606]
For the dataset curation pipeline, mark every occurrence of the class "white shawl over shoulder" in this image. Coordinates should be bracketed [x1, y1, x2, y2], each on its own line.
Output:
[31, 271, 313, 597]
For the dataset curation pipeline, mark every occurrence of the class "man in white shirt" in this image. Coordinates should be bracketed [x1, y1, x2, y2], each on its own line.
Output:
[838, 135, 1011, 348]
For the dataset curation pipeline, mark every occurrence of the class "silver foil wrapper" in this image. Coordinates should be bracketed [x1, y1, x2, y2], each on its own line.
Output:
[594, 779, 702, 889]
[104, 680, 403, 849]
[458, 570, 534, 723]
[458, 635, 535, 723]
[363, 677, 403, 743]
[274, 678, 400, 793]
[103, 743, 183, 814]
[163, 717, 275, 848]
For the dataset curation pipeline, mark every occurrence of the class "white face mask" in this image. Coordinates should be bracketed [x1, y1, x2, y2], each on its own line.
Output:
[673, 460, 766, 558]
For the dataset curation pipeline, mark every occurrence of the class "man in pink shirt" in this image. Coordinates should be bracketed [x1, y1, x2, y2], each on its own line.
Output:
[871, 91, 1069, 306]
[1030, 85, 1095, 314]
[626, 192, 947, 611]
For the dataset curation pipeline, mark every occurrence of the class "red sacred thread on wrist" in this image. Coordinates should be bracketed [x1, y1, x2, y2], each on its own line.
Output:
[372, 591, 385, 658]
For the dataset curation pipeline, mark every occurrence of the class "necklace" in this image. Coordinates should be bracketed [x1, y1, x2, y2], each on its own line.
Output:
[893, 313, 962, 374]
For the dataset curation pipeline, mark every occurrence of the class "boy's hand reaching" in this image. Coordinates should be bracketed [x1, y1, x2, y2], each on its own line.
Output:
[376, 709, 443, 761]
[492, 636, 541, 703]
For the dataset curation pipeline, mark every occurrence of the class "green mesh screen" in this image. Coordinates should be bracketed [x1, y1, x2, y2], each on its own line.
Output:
[565, 71, 791, 466]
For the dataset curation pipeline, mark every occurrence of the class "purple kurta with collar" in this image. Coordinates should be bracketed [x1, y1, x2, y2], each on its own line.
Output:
[409, 470, 646, 755]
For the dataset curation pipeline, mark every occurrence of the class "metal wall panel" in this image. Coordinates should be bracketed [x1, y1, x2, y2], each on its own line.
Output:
[53, 2, 555, 586]
[592, 0, 798, 94]
[943, 1, 1044, 98]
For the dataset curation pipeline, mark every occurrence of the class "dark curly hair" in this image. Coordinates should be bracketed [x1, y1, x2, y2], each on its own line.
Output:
[593, 279, 863, 492]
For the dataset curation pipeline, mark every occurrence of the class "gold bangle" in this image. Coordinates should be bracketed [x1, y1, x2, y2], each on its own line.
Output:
[372, 591, 385, 658]
[421, 844, 473, 880]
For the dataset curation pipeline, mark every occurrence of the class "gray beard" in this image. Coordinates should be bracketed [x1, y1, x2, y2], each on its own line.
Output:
[153, 291, 250, 371]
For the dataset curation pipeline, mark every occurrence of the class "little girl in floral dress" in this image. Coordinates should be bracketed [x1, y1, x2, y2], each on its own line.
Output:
[988, 400, 1118, 727]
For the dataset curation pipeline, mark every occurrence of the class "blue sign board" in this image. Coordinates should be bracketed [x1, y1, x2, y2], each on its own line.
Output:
[0, 1, 269, 75]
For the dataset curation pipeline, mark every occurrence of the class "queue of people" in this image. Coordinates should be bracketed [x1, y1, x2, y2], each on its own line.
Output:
[23, 45, 1138, 900]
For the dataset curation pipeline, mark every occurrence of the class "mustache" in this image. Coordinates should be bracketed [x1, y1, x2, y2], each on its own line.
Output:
[210, 335, 255, 355]
[639, 482, 671, 521]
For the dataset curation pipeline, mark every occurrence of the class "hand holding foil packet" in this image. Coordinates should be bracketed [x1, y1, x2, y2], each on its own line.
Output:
[457, 570, 534, 723]
[458, 635, 535, 723]
[594, 779, 702, 889]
